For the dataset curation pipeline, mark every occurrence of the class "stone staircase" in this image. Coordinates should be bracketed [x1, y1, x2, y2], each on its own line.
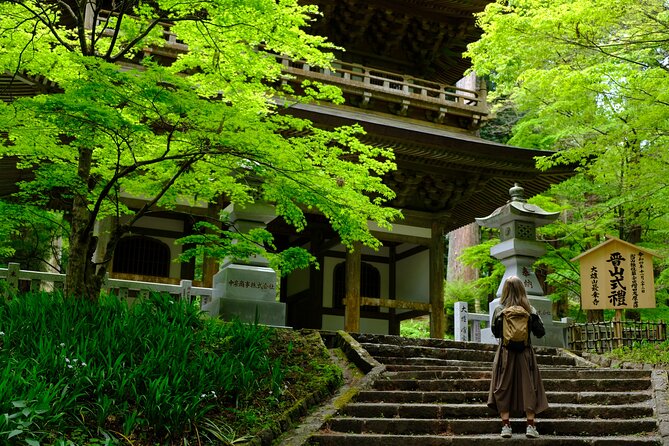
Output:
[308, 333, 665, 445]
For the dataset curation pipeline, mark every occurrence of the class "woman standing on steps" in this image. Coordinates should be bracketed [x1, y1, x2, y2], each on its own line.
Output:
[488, 275, 549, 439]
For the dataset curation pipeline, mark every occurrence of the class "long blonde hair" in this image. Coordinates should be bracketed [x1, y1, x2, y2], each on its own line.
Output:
[500, 276, 531, 312]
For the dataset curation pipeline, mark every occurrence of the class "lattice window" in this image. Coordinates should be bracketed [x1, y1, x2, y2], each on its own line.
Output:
[517, 222, 535, 240]
[113, 236, 171, 277]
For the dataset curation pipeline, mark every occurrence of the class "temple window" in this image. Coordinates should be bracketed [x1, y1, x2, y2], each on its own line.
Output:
[112, 236, 171, 277]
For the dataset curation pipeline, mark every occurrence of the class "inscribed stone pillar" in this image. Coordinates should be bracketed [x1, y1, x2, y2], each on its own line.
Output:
[205, 203, 286, 326]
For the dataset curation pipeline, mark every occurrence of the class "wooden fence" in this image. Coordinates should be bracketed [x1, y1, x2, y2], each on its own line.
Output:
[0, 263, 214, 307]
[567, 320, 667, 353]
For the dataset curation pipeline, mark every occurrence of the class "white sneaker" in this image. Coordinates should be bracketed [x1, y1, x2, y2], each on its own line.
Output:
[500, 424, 512, 438]
[526, 424, 539, 438]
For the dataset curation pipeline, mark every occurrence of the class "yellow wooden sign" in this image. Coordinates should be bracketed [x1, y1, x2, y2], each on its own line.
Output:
[572, 236, 657, 310]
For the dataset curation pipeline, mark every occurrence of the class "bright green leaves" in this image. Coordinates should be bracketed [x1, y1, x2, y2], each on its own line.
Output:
[1, 0, 399, 295]
[467, 0, 669, 307]
[177, 221, 316, 276]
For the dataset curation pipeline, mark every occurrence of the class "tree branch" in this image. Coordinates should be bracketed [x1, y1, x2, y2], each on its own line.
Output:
[12, 0, 75, 52]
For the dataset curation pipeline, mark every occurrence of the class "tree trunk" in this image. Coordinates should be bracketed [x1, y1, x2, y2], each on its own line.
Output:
[587, 309, 604, 323]
[64, 148, 101, 299]
[447, 222, 480, 310]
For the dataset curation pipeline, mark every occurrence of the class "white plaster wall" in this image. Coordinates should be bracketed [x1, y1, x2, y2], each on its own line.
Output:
[368, 221, 431, 238]
[396, 249, 429, 303]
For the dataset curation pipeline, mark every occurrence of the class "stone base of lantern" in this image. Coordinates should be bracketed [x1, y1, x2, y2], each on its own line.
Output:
[481, 297, 568, 348]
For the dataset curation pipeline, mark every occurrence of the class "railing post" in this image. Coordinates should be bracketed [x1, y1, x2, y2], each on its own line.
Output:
[7, 263, 19, 292]
[471, 318, 481, 342]
[180, 279, 192, 303]
[613, 309, 623, 349]
[454, 301, 468, 342]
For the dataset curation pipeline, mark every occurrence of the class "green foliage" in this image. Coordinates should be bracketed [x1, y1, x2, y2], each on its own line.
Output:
[444, 279, 487, 330]
[178, 220, 316, 277]
[0, 0, 400, 297]
[400, 318, 431, 339]
[606, 339, 669, 366]
[0, 292, 292, 444]
[467, 0, 669, 314]
[458, 235, 503, 300]
[0, 201, 66, 271]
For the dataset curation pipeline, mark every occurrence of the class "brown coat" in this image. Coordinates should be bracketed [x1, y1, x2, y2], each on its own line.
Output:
[487, 306, 549, 416]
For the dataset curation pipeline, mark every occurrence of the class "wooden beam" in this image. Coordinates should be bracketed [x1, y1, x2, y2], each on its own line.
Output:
[322, 250, 388, 264]
[429, 221, 445, 338]
[344, 242, 362, 333]
[396, 311, 430, 321]
[370, 230, 431, 246]
[361, 297, 431, 312]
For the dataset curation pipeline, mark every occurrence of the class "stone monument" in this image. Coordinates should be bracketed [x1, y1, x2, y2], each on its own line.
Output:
[477, 184, 566, 347]
[202, 202, 286, 326]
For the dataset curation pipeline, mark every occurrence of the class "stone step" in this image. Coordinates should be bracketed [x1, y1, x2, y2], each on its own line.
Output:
[340, 402, 654, 419]
[352, 333, 564, 356]
[384, 363, 578, 372]
[354, 390, 652, 405]
[307, 335, 664, 446]
[323, 417, 658, 436]
[309, 433, 663, 446]
[372, 378, 652, 392]
[385, 368, 652, 380]
[365, 349, 578, 367]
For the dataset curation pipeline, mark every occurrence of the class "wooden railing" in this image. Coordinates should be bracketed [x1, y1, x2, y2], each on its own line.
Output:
[90, 10, 487, 118]
[278, 56, 486, 112]
[0, 263, 213, 307]
[567, 320, 667, 353]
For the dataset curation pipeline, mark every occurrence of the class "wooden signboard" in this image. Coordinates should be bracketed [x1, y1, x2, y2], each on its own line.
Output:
[572, 236, 657, 310]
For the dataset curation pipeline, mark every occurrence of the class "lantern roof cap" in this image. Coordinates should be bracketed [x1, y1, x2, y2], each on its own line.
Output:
[476, 183, 559, 228]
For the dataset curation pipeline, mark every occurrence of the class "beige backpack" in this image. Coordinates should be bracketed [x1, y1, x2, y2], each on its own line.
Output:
[501, 305, 530, 351]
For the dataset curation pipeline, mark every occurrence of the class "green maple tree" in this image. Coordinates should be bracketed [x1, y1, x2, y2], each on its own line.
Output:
[0, 0, 400, 298]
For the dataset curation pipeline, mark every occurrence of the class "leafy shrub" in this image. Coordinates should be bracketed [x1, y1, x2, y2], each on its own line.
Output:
[0, 292, 285, 444]
[400, 318, 430, 339]
[606, 339, 669, 366]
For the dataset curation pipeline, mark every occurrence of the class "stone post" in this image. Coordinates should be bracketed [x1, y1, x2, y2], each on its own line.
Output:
[204, 203, 286, 326]
[476, 184, 564, 347]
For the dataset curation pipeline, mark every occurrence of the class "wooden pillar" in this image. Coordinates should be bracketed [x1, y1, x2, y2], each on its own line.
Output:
[388, 244, 399, 335]
[429, 221, 445, 338]
[613, 309, 623, 348]
[344, 242, 362, 333]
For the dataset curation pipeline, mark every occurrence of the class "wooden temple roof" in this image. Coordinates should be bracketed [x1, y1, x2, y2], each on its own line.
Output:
[288, 103, 573, 231]
[305, 0, 492, 85]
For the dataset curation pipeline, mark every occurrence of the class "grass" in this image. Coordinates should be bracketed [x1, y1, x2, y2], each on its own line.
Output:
[0, 292, 342, 445]
[605, 339, 669, 367]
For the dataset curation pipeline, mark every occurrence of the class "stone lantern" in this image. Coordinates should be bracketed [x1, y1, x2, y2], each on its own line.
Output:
[476, 183, 565, 347]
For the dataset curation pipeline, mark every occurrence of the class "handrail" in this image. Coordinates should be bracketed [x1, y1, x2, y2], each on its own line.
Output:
[278, 56, 483, 109]
[0, 263, 212, 306]
[90, 10, 486, 114]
